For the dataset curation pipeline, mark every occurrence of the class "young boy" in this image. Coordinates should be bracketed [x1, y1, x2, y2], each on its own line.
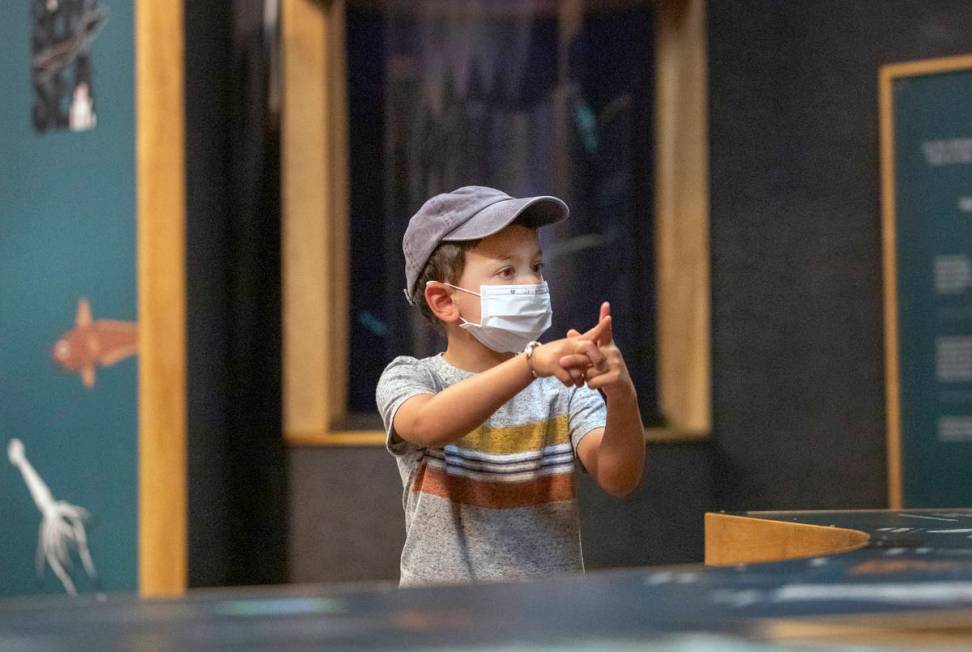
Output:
[376, 186, 645, 587]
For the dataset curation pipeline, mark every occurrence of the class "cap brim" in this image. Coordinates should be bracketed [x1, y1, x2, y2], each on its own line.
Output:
[442, 195, 568, 241]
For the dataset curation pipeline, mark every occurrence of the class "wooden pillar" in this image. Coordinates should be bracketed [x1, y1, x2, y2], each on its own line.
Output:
[137, 0, 187, 595]
[655, 0, 712, 437]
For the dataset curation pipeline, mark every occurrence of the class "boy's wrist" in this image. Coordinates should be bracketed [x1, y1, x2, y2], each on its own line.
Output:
[602, 379, 637, 405]
[523, 340, 541, 378]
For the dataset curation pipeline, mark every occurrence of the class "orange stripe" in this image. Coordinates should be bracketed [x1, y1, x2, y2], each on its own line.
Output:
[412, 463, 575, 509]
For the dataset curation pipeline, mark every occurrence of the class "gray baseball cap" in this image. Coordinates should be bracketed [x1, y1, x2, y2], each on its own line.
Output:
[402, 186, 569, 304]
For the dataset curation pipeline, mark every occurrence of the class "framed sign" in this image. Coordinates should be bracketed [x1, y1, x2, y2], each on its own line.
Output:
[881, 54, 972, 508]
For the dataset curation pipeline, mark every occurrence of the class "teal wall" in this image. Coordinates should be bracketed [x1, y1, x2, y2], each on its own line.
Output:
[0, 1, 137, 596]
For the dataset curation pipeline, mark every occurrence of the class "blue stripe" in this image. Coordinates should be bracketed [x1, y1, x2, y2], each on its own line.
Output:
[436, 446, 572, 466]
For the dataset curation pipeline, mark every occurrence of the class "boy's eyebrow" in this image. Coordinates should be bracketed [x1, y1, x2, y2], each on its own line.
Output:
[491, 248, 543, 262]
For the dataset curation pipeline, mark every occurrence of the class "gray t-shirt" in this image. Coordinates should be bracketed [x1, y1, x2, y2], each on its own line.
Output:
[375, 353, 607, 586]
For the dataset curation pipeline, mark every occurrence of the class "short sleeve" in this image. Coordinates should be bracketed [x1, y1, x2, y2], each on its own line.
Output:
[567, 385, 607, 453]
[375, 356, 438, 455]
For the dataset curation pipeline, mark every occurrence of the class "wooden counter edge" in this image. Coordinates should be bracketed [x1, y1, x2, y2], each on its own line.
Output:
[705, 512, 870, 567]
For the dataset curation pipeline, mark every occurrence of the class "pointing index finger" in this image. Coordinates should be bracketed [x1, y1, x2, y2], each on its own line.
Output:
[582, 315, 611, 344]
[600, 301, 611, 323]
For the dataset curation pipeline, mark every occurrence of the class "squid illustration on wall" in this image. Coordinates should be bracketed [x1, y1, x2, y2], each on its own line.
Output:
[8, 438, 98, 596]
[52, 298, 138, 388]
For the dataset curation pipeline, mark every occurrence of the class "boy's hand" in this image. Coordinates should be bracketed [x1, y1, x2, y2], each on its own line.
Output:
[530, 318, 610, 387]
[560, 302, 634, 399]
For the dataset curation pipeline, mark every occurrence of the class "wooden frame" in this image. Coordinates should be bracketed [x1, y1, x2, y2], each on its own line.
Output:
[654, 0, 711, 439]
[282, 0, 383, 446]
[282, 0, 712, 446]
[137, 1, 188, 594]
[879, 53, 972, 509]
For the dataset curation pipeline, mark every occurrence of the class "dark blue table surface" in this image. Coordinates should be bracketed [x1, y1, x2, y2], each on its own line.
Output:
[2, 509, 971, 650]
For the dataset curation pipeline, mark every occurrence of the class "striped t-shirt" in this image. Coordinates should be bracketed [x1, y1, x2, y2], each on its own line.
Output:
[376, 353, 606, 586]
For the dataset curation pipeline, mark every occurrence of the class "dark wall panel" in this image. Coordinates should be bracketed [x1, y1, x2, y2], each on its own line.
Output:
[289, 447, 405, 583]
[186, 0, 234, 589]
[185, 0, 287, 587]
[708, 1, 972, 511]
[579, 443, 712, 569]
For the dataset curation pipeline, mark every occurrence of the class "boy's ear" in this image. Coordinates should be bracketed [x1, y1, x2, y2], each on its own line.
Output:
[425, 282, 460, 323]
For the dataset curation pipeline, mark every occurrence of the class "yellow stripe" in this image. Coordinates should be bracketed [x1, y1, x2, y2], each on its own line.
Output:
[455, 415, 570, 455]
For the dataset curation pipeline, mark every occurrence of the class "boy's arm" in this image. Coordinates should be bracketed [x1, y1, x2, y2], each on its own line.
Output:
[394, 335, 607, 448]
[564, 304, 646, 497]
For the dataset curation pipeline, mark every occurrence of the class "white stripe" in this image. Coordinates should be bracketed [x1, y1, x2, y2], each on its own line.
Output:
[898, 513, 957, 522]
[773, 582, 972, 605]
[426, 457, 573, 483]
[436, 451, 575, 474]
[443, 442, 571, 464]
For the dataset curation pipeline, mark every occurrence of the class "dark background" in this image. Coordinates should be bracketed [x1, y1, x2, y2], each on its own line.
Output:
[345, 5, 659, 424]
[183, 1, 972, 586]
[185, 0, 287, 587]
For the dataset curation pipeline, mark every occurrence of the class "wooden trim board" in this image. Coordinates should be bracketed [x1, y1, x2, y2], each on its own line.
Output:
[654, 0, 711, 439]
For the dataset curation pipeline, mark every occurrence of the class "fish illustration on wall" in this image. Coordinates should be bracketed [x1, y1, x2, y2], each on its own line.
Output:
[52, 298, 137, 388]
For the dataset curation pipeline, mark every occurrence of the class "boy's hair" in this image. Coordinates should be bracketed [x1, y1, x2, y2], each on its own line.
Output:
[411, 239, 482, 330]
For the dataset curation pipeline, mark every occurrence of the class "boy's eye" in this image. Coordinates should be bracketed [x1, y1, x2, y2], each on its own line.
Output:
[498, 267, 515, 278]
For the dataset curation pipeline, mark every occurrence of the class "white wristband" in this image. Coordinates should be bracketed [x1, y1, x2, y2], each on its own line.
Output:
[523, 340, 541, 378]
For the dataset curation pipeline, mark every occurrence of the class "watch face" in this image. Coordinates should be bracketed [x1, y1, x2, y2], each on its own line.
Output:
[31, 0, 108, 133]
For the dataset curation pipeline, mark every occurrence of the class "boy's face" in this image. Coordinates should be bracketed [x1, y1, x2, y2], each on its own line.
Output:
[452, 224, 544, 325]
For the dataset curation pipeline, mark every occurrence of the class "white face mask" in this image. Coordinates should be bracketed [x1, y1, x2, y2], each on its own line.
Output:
[432, 281, 553, 353]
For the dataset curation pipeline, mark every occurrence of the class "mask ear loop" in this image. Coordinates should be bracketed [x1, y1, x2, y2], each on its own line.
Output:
[425, 280, 480, 297]
[426, 281, 483, 327]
